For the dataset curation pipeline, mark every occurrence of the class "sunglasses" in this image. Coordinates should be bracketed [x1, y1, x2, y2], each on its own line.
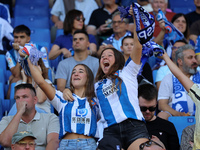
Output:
[75, 16, 85, 22]
[139, 140, 164, 150]
[140, 106, 156, 112]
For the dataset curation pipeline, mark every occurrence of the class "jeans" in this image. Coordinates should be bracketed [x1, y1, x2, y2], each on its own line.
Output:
[58, 138, 97, 150]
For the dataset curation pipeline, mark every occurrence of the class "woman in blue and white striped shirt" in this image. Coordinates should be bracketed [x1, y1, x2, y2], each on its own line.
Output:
[28, 62, 99, 150]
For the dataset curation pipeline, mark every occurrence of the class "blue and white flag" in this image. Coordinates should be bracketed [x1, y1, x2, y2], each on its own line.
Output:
[156, 9, 185, 45]
[18, 43, 43, 76]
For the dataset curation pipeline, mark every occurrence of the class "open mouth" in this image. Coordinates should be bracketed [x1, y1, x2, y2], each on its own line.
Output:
[74, 78, 80, 80]
[104, 62, 110, 68]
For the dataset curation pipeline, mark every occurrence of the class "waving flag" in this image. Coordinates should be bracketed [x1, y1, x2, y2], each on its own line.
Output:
[118, 3, 165, 75]
[156, 9, 185, 45]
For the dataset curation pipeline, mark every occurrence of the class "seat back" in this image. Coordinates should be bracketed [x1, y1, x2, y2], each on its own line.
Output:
[14, 16, 50, 29]
[14, 4, 49, 17]
[168, 116, 196, 143]
[30, 28, 51, 43]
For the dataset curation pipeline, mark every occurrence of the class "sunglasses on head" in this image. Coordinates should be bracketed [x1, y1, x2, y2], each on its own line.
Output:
[139, 140, 164, 150]
[75, 16, 85, 22]
[140, 106, 156, 112]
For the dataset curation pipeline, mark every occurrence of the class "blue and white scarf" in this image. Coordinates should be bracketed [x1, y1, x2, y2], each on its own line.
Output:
[119, 3, 165, 74]
[156, 9, 185, 45]
[118, 3, 165, 75]
[18, 43, 43, 76]
[172, 72, 200, 114]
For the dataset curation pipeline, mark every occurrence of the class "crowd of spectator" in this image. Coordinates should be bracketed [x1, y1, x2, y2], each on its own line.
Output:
[0, 0, 200, 149]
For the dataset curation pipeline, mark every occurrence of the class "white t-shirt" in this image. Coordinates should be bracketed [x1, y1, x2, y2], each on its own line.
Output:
[51, 0, 98, 25]
[0, 17, 13, 50]
[158, 73, 195, 115]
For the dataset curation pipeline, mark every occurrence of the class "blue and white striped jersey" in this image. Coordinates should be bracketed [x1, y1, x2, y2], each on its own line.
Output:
[50, 90, 99, 139]
[95, 58, 145, 129]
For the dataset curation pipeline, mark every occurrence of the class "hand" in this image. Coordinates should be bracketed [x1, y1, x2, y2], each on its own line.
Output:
[158, 20, 166, 31]
[55, 21, 63, 29]
[61, 48, 72, 58]
[63, 88, 74, 101]
[97, 24, 111, 34]
[18, 48, 27, 57]
[16, 101, 28, 114]
[157, 51, 167, 60]
[12, 43, 20, 51]
[189, 141, 194, 147]
[129, 5, 133, 16]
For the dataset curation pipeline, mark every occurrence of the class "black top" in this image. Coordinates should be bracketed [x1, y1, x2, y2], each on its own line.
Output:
[146, 117, 180, 150]
[186, 11, 200, 27]
[88, 6, 118, 36]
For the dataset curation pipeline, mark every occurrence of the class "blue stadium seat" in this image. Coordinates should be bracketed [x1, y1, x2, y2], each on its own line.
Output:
[147, 56, 157, 69]
[0, 55, 7, 71]
[49, 55, 62, 73]
[173, 7, 195, 14]
[169, 0, 195, 11]
[56, 29, 64, 38]
[0, 83, 4, 120]
[10, 82, 16, 101]
[168, 116, 196, 143]
[152, 69, 158, 85]
[14, 4, 49, 17]
[14, 16, 50, 29]
[48, 68, 53, 82]
[34, 42, 51, 53]
[5, 70, 11, 83]
[15, 0, 49, 5]
[30, 28, 51, 44]
[0, 68, 5, 85]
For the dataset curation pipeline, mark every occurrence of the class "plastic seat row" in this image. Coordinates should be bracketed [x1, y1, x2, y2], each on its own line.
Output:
[169, 0, 196, 14]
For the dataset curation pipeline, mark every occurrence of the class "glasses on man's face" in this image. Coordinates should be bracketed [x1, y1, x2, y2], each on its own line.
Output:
[75, 16, 85, 22]
[16, 141, 36, 148]
[112, 21, 125, 25]
[172, 46, 180, 51]
[140, 106, 156, 112]
[139, 140, 164, 150]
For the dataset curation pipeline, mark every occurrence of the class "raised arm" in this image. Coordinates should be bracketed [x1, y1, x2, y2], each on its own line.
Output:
[27, 58, 56, 100]
[162, 52, 194, 92]
[129, 6, 142, 65]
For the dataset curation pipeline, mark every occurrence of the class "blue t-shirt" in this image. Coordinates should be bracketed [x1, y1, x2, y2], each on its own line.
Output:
[53, 33, 96, 57]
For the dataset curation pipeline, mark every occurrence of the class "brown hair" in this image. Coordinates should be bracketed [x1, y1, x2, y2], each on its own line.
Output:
[63, 9, 85, 35]
[38, 58, 48, 79]
[95, 47, 125, 92]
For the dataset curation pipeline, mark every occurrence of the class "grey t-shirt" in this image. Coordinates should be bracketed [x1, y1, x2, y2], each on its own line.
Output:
[0, 112, 59, 150]
[55, 55, 99, 88]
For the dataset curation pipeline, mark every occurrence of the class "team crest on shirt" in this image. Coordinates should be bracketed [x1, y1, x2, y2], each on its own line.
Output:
[76, 108, 88, 117]
[102, 83, 118, 97]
